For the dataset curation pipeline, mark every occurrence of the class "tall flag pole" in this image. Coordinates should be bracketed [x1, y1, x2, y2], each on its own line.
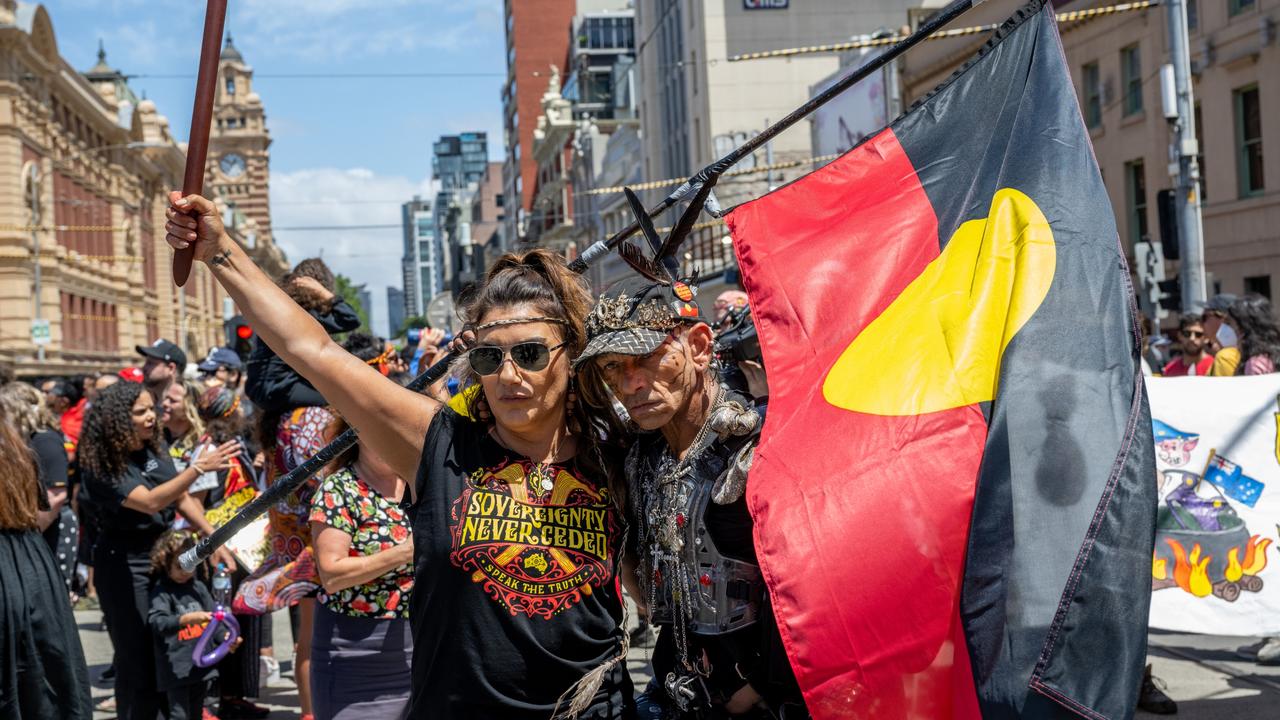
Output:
[725, 0, 1157, 717]
[173, 0, 228, 287]
[569, 0, 989, 274]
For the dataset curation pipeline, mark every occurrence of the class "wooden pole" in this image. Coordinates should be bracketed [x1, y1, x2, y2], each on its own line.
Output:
[173, 0, 228, 287]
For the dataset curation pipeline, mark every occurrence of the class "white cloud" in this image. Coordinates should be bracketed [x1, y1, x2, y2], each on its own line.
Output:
[269, 167, 433, 337]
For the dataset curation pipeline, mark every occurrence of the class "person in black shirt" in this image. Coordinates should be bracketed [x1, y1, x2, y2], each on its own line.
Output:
[148, 530, 242, 720]
[0, 398, 92, 720]
[78, 382, 242, 720]
[166, 192, 634, 719]
[0, 382, 78, 591]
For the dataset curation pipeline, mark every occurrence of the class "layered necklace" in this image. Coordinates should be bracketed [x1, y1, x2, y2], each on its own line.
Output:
[637, 384, 721, 687]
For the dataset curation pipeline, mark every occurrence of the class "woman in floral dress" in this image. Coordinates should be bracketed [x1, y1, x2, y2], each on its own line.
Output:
[308, 416, 413, 720]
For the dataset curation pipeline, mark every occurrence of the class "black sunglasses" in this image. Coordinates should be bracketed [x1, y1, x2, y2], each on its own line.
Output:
[468, 341, 568, 376]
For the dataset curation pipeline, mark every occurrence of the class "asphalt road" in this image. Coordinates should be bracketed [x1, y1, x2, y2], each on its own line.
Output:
[76, 607, 1278, 719]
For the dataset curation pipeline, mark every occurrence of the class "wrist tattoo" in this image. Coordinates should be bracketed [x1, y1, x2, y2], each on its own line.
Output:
[210, 248, 233, 267]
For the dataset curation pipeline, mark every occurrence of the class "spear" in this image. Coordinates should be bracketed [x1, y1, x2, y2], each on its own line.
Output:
[569, 0, 989, 274]
[180, 0, 991, 571]
[173, 0, 228, 287]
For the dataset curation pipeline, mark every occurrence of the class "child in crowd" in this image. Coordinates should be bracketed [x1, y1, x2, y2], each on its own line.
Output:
[147, 530, 236, 720]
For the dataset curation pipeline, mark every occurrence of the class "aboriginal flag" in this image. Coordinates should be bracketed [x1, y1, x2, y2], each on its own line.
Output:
[725, 2, 1157, 718]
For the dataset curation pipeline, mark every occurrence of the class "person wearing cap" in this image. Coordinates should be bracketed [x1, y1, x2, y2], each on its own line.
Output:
[199, 347, 245, 390]
[137, 339, 188, 404]
[575, 277, 806, 718]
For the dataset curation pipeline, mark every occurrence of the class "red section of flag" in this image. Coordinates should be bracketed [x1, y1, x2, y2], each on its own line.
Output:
[726, 129, 985, 718]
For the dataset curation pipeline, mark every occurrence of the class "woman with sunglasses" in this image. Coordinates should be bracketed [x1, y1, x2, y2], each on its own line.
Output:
[166, 193, 634, 719]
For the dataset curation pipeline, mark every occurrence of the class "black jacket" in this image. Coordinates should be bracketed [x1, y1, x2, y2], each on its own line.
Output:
[244, 299, 361, 413]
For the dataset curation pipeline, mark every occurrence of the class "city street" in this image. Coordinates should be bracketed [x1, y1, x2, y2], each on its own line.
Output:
[75, 605, 1279, 719]
[76, 607, 657, 719]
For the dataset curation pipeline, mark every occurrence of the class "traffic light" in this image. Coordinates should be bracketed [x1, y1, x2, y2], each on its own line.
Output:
[1157, 277, 1182, 313]
[225, 315, 255, 361]
[1133, 239, 1168, 321]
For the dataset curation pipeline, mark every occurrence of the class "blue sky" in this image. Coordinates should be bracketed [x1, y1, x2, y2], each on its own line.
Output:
[43, 0, 507, 335]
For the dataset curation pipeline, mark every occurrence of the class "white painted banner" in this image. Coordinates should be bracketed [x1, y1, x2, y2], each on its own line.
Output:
[1146, 375, 1280, 634]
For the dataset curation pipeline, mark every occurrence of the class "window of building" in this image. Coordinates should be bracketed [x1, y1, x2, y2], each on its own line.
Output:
[1244, 275, 1272, 300]
[1229, 0, 1256, 17]
[1082, 62, 1102, 128]
[1186, 0, 1198, 30]
[690, 49, 698, 96]
[1235, 84, 1264, 197]
[1121, 44, 1143, 116]
[1125, 159, 1148, 247]
[226, 77, 235, 95]
[1194, 102, 1207, 200]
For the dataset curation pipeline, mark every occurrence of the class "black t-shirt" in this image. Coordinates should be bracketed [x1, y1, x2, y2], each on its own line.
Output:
[407, 408, 633, 719]
[81, 446, 177, 553]
[31, 429, 69, 492]
[147, 576, 218, 690]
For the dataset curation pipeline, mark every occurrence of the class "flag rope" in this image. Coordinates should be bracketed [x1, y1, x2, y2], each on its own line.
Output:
[726, 1, 1160, 63]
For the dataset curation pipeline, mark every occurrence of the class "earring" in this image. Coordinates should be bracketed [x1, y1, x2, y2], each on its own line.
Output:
[475, 387, 492, 422]
[565, 378, 582, 433]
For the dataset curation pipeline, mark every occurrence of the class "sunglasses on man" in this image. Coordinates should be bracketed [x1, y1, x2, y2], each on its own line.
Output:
[468, 340, 568, 376]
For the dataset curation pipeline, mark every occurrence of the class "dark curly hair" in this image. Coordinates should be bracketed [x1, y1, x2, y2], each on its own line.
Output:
[282, 257, 337, 313]
[1229, 294, 1280, 373]
[79, 381, 161, 481]
[150, 528, 199, 575]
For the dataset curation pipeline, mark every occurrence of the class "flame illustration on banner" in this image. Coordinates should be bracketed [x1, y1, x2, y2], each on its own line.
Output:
[824, 188, 1054, 415]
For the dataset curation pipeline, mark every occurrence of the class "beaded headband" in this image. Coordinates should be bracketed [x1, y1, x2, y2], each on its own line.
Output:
[473, 316, 569, 331]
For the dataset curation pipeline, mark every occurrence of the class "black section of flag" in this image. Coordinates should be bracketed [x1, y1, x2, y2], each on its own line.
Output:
[888, 2, 1157, 717]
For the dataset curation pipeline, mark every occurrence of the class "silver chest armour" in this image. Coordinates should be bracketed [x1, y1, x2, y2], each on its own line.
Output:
[634, 435, 765, 636]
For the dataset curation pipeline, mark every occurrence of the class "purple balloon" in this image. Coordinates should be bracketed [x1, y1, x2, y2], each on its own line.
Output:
[192, 607, 240, 668]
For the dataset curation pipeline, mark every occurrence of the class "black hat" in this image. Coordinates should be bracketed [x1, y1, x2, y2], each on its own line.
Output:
[574, 276, 704, 369]
[136, 339, 187, 369]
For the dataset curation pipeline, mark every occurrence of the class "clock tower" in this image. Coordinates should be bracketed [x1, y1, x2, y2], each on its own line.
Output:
[207, 35, 283, 272]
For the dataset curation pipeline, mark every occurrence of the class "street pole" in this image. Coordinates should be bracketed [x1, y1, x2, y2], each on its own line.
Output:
[1165, 0, 1207, 311]
[28, 164, 44, 363]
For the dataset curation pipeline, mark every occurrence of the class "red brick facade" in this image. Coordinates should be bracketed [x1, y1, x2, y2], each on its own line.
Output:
[503, 0, 575, 239]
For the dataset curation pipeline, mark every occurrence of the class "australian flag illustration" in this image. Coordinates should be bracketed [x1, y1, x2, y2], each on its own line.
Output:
[1204, 454, 1265, 508]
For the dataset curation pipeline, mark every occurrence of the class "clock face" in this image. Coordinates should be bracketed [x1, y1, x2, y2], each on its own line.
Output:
[220, 153, 247, 178]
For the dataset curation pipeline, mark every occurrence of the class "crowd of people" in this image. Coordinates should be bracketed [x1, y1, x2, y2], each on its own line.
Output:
[4, 184, 1280, 720]
[0, 254, 433, 720]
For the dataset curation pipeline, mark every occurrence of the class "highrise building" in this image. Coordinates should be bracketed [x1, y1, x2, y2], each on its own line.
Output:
[386, 286, 406, 338]
[525, 1, 636, 257]
[401, 196, 435, 317]
[501, 0, 577, 246]
[432, 132, 488, 293]
[633, 0, 926, 294]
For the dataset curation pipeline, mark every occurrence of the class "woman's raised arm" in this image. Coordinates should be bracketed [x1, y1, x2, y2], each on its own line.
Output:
[165, 192, 439, 480]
